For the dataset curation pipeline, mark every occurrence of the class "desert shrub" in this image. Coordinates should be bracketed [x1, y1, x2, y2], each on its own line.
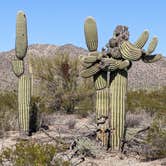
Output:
[29, 54, 95, 115]
[127, 87, 166, 115]
[72, 137, 98, 158]
[0, 141, 70, 166]
[0, 91, 18, 136]
[144, 116, 166, 160]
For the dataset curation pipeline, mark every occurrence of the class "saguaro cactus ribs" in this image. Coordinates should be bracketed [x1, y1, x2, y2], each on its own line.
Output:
[12, 11, 31, 136]
[81, 16, 162, 151]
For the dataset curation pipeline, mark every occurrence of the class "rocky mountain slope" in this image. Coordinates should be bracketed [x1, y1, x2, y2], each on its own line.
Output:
[0, 44, 165, 91]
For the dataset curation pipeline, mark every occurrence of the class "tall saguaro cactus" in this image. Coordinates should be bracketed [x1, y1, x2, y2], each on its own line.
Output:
[81, 17, 162, 150]
[12, 11, 31, 136]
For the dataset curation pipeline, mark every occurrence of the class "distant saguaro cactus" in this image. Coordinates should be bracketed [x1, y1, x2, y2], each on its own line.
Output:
[81, 17, 162, 151]
[12, 11, 31, 136]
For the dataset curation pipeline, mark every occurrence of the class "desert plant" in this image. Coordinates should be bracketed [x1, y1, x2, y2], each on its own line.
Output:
[11, 11, 31, 136]
[144, 117, 166, 160]
[81, 16, 162, 150]
[0, 141, 70, 166]
[29, 54, 95, 115]
[127, 87, 166, 114]
[0, 91, 18, 136]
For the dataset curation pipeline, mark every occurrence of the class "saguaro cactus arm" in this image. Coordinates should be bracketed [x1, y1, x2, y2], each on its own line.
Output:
[82, 52, 102, 63]
[81, 58, 130, 78]
[120, 34, 162, 63]
[134, 30, 149, 49]
[119, 41, 142, 61]
[80, 63, 100, 78]
[84, 17, 98, 52]
[12, 59, 24, 77]
[100, 58, 130, 70]
[146, 37, 158, 55]
[142, 54, 162, 63]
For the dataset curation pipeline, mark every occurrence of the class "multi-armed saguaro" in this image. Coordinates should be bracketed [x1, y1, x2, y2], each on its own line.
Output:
[12, 11, 31, 136]
[81, 17, 162, 151]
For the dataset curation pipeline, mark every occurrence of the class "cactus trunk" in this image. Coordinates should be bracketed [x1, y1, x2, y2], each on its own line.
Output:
[109, 70, 127, 150]
[95, 70, 127, 149]
[96, 88, 110, 146]
[96, 89, 109, 119]
[18, 75, 31, 133]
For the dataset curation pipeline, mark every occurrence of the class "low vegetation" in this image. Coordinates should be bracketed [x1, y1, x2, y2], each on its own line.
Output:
[145, 116, 166, 160]
[0, 54, 165, 162]
[0, 141, 70, 166]
[127, 87, 166, 115]
[29, 54, 95, 116]
[0, 91, 18, 136]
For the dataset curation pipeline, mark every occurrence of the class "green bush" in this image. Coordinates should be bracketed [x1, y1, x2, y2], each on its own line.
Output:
[144, 117, 166, 160]
[29, 54, 95, 115]
[127, 87, 166, 115]
[0, 91, 18, 135]
[0, 141, 70, 166]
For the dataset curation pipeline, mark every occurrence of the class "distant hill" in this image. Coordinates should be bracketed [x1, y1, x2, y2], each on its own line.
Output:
[0, 44, 165, 91]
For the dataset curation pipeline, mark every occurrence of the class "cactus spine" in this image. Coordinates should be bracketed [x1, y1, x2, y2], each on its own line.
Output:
[12, 11, 31, 135]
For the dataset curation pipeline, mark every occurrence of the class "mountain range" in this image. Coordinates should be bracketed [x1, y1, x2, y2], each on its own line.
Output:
[0, 44, 165, 91]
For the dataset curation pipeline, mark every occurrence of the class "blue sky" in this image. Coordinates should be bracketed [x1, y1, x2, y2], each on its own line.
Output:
[0, 0, 165, 56]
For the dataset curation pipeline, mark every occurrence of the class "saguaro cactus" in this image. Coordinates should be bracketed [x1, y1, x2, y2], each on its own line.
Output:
[12, 11, 31, 136]
[81, 16, 162, 151]
[18, 75, 31, 133]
